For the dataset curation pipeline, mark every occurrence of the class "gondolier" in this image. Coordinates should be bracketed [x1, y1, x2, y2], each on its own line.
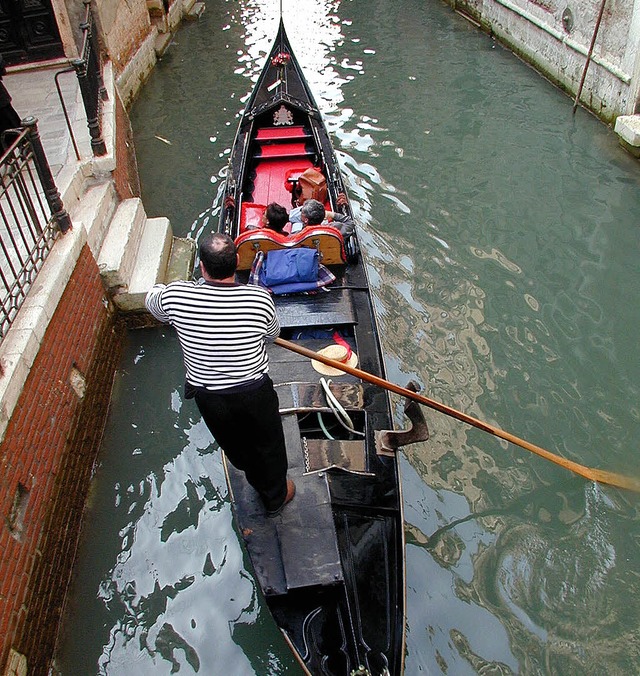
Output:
[145, 232, 295, 516]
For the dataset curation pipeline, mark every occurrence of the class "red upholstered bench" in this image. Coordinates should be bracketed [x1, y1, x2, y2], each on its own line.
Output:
[251, 159, 313, 207]
[235, 226, 346, 271]
[256, 125, 311, 142]
[255, 141, 311, 159]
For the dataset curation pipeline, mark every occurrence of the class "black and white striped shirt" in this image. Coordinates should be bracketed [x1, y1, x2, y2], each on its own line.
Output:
[145, 279, 279, 390]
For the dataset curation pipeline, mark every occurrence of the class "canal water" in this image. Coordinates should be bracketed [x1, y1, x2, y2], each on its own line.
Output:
[54, 0, 640, 674]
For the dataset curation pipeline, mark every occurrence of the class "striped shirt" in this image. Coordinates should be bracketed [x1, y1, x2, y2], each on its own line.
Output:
[145, 279, 279, 391]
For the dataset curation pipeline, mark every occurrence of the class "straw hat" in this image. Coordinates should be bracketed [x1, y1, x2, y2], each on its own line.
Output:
[311, 343, 358, 376]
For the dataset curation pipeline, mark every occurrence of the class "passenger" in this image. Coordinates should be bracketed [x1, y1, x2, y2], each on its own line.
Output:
[290, 196, 355, 238]
[290, 192, 349, 228]
[145, 232, 295, 516]
[262, 202, 289, 233]
[288, 200, 304, 227]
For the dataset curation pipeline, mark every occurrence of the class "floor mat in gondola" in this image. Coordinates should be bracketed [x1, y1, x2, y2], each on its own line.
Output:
[302, 438, 369, 474]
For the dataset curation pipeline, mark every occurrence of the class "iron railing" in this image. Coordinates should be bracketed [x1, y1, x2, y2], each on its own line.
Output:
[0, 118, 72, 339]
[72, 0, 108, 156]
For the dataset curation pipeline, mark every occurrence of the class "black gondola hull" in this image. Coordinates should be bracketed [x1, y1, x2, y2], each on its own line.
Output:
[218, 19, 407, 676]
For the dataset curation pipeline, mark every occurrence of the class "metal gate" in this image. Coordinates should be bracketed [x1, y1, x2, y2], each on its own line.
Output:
[0, 0, 64, 64]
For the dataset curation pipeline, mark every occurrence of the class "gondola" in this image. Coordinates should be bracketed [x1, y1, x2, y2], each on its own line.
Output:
[218, 19, 428, 676]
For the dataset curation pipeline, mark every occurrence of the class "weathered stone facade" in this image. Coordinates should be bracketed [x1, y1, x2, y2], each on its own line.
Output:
[94, 0, 159, 106]
[448, 0, 640, 123]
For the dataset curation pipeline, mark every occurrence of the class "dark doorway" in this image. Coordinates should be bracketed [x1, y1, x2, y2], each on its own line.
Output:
[0, 0, 64, 64]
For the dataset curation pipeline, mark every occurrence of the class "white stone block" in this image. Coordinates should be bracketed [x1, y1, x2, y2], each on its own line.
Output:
[97, 197, 147, 290]
[22, 225, 86, 322]
[71, 181, 117, 256]
[614, 115, 640, 147]
[114, 217, 173, 312]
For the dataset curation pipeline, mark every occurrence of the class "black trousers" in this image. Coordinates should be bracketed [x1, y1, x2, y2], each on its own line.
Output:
[194, 376, 288, 512]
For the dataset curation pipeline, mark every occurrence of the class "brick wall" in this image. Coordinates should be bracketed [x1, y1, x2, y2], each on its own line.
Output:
[114, 89, 141, 200]
[0, 244, 123, 674]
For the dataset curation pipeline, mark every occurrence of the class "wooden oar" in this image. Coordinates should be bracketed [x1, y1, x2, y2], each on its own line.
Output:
[274, 338, 640, 492]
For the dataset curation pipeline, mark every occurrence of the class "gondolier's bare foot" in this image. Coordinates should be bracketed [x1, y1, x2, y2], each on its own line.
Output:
[267, 478, 296, 517]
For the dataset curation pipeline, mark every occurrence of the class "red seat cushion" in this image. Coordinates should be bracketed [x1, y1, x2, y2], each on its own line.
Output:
[257, 142, 309, 158]
[239, 202, 266, 233]
[256, 126, 309, 141]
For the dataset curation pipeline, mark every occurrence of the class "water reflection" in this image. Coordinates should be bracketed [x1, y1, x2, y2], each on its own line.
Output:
[97, 425, 256, 675]
[56, 330, 299, 674]
[467, 483, 640, 673]
[333, 7, 640, 676]
[240, 0, 347, 108]
[402, 454, 518, 674]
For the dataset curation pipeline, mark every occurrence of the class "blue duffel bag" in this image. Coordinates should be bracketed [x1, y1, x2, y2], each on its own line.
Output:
[261, 247, 319, 286]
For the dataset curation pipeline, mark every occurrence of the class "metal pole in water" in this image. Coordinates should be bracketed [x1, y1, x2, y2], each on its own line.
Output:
[573, 0, 607, 114]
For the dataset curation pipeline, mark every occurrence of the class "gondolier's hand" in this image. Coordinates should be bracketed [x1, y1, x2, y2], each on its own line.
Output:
[224, 195, 236, 210]
[336, 192, 348, 207]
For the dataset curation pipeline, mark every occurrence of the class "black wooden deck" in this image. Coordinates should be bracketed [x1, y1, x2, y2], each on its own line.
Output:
[224, 348, 371, 599]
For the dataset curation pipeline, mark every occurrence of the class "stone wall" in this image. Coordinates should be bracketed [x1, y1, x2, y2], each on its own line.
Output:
[57, 0, 158, 108]
[95, 0, 152, 74]
[0, 245, 123, 674]
[93, 0, 158, 107]
[449, 0, 640, 122]
[114, 29, 159, 109]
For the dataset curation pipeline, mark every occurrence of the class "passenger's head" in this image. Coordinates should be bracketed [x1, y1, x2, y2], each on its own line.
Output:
[300, 199, 325, 226]
[264, 202, 288, 233]
[199, 232, 237, 280]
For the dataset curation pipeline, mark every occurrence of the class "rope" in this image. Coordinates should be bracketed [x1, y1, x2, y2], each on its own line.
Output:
[317, 412, 335, 440]
[320, 378, 365, 437]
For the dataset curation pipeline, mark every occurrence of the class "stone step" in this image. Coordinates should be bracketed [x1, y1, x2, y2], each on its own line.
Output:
[165, 236, 196, 284]
[97, 197, 147, 290]
[113, 216, 173, 312]
[58, 161, 93, 217]
[70, 180, 118, 257]
[185, 2, 205, 20]
[154, 30, 173, 56]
